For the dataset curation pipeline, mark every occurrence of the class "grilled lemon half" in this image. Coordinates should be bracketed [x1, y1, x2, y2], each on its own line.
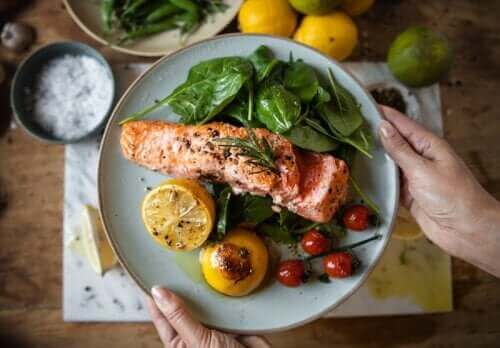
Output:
[142, 179, 215, 251]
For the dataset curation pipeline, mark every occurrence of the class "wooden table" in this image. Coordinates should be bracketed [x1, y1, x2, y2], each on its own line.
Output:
[1, 1, 500, 347]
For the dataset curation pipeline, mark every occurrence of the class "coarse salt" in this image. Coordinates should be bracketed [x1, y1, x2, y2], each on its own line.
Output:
[27, 54, 113, 141]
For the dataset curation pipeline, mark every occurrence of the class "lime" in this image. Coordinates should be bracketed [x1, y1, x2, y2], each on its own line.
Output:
[388, 26, 453, 87]
[289, 0, 342, 15]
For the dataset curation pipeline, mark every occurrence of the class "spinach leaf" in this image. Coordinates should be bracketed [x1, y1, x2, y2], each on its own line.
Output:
[314, 86, 331, 106]
[334, 144, 357, 167]
[249, 45, 280, 83]
[240, 195, 274, 224]
[283, 125, 339, 152]
[318, 221, 346, 239]
[316, 102, 363, 137]
[258, 223, 296, 244]
[256, 84, 301, 134]
[215, 187, 232, 240]
[167, 57, 253, 124]
[313, 111, 373, 158]
[283, 60, 319, 103]
[222, 83, 264, 128]
[317, 69, 364, 136]
[121, 57, 253, 125]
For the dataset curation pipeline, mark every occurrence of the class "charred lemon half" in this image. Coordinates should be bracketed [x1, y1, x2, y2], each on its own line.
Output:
[142, 178, 215, 251]
[200, 229, 269, 297]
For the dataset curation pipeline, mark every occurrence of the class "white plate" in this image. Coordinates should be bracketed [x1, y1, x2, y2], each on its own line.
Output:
[64, 0, 242, 57]
[98, 34, 399, 333]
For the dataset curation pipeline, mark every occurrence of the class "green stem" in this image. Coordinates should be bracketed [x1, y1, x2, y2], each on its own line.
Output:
[118, 94, 170, 125]
[349, 176, 381, 215]
[306, 234, 381, 261]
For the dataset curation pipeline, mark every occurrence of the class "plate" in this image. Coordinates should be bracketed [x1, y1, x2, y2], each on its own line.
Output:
[98, 34, 399, 333]
[63, 0, 242, 57]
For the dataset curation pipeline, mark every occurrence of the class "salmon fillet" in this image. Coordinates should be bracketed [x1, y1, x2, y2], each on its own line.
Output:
[120, 120, 349, 223]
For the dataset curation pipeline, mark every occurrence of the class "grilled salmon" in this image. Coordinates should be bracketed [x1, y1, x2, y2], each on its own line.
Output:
[121, 120, 349, 223]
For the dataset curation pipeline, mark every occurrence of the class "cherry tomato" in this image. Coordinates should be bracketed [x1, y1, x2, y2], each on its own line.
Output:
[323, 252, 353, 278]
[276, 260, 305, 287]
[301, 229, 330, 255]
[343, 204, 370, 231]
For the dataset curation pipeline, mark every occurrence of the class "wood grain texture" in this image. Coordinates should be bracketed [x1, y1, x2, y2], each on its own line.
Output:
[1, 0, 500, 347]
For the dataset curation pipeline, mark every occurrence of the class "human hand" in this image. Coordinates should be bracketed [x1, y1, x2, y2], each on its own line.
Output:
[147, 286, 271, 348]
[379, 105, 500, 277]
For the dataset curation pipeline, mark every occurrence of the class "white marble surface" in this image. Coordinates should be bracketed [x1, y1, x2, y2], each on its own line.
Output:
[63, 63, 447, 322]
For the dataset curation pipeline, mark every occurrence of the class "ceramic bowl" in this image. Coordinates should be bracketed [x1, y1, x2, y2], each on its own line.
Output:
[11, 41, 116, 144]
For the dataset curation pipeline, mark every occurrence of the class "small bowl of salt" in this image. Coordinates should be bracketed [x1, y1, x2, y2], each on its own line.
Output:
[11, 41, 116, 144]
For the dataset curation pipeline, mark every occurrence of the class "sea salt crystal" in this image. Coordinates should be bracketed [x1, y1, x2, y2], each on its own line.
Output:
[27, 54, 113, 141]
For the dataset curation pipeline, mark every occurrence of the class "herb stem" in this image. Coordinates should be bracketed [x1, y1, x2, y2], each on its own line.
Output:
[306, 234, 381, 261]
[292, 222, 321, 235]
[349, 176, 381, 215]
[119, 95, 170, 125]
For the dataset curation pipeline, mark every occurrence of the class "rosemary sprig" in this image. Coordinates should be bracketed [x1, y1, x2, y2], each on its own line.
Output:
[215, 127, 278, 174]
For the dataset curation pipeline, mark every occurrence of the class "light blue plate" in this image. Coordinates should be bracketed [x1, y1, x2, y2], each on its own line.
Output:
[98, 34, 399, 333]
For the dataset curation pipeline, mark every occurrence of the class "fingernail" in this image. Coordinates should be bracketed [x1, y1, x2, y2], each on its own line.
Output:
[151, 286, 173, 308]
[380, 120, 396, 138]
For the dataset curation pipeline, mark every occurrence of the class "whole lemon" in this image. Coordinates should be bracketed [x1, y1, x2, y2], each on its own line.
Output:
[388, 26, 453, 87]
[341, 0, 375, 16]
[294, 12, 358, 61]
[289, 0, 342, 15]
[238, 0, 297, 37]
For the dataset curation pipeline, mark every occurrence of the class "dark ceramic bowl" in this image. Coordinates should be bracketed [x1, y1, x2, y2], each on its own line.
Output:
[11, 41, 116, 144]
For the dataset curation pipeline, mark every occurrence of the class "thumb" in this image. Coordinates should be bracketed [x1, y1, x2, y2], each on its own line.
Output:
[152, 286, 211, 347]
[379, 119, 426, 173]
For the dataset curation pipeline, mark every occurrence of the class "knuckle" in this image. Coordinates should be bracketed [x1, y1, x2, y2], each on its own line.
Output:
[164, 304, 186, 324]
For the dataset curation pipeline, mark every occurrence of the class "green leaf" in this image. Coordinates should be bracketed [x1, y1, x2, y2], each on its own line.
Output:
[284, 125, 339, 152]
[256, 84, 301, 134]
[258, 223, 296, 244]
[317, 69, 364, 137]
[215, 187, 232, 240]
[168, 57, 254, 124]
[222, 86, 264, 128]
[314, 86, 331, 106]
[318, 222, 346, 239]
[316, 102, 363, 137]
[240, 195, 275, 225]
[248, 45, 281, 83]
[283, 60, 319, 103]
[120, 57, 253, 124]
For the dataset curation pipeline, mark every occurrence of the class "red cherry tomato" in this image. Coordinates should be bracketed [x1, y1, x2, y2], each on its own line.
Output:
[301, 229, 330, 255]
[276, 260, 305, 287]
[343, 204, 370, 231]
[323, 252, 353, 278]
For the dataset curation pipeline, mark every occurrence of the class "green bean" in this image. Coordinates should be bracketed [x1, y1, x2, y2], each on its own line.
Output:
[125, 18, 178, 39]
[122, 0, 146, 17]
[100, 0, 115, 32]
[170, 0, 200, 16]
[146, 3, 181, 23]
[174, 11, 199, 33]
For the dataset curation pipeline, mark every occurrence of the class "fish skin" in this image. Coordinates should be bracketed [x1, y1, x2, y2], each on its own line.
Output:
[121, 120, 349, 222]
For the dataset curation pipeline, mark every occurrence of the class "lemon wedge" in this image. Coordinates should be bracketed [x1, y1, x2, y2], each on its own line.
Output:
[142, 179, 215, 251]
[70, 205, 118, 275]
[392, 206, 424, 241]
